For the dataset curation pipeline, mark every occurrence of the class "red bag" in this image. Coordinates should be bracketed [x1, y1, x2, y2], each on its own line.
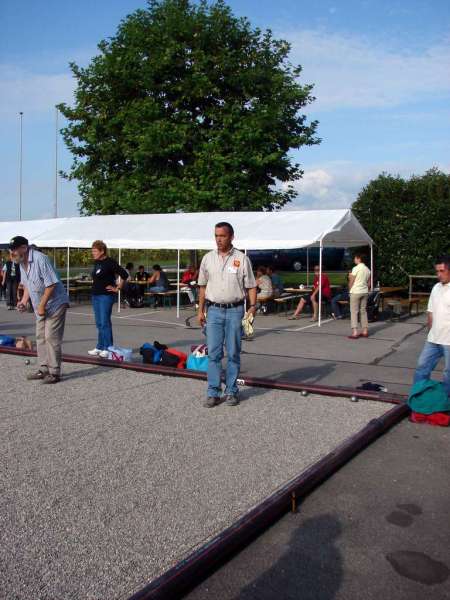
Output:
[409, 411, 450, 427]
[165, 348, 187, 369]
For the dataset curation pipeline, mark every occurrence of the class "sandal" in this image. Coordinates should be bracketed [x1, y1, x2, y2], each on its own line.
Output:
[288, 315, 300, 320]
[360, 333, 369, 338]
[347, 334, 360, 340]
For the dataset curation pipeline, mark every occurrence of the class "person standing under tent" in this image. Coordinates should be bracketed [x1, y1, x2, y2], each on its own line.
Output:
[197, 222, 257, 408]
[348, 253, 371, 339]
[2, 251, 21, 309]
[414, 255, 450, 396]
[88, 240, 129, 358]
[11, 236, 69, 383]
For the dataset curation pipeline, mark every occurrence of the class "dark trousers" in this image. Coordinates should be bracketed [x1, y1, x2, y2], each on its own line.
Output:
[331, 291, 349, 317]
[5, 279, 18, 307]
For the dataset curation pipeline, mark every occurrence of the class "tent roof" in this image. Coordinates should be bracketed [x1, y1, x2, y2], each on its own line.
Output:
[0, 210, 372, 250]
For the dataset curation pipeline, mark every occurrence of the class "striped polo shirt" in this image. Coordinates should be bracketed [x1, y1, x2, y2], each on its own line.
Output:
[20, 248, 69, 317]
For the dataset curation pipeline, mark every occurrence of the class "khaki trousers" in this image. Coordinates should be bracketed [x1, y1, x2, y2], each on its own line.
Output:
[350, 293, 368, 330]
[36, 304, 68, 376]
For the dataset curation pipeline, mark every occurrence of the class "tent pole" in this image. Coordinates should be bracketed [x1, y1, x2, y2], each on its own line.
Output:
[176, 249, 180, 319]
[244, 249, 248, 312]
[370, 243, 374, 289]
[66, 247, 69, 294]
[306, 247, 310, 286]
[318, 240, 323, 327]
[118, 248, 121, 314]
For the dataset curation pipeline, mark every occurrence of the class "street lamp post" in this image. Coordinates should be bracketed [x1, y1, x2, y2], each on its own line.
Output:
[54, 106, 58, 218]
[19, 111, 23, 220]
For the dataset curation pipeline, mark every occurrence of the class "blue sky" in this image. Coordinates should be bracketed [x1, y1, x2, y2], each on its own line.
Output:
[1, 0, 449, 220]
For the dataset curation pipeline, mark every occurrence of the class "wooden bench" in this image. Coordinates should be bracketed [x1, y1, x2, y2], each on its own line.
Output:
[274, 294, 301, 316]
[144, 289, 191, 308]
[386, 297, 421, 318]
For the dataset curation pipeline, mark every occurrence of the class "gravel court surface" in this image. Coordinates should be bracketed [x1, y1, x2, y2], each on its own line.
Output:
[0, 354, 390, 600]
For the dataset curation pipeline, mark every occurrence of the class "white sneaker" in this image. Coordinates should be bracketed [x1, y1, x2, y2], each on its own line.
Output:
[99, 350, 110, 358]
[88, 348, 102, 356]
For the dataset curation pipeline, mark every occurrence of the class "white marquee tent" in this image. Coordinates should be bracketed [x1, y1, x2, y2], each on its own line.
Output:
[1, 209, 373, 324]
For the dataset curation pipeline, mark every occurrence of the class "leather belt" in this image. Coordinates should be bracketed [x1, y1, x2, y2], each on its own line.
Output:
[206, 300, 244, 309]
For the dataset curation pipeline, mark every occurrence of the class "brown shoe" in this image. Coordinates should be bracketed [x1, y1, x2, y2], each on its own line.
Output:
[204, 396, 220, 408]
[42, 374, 61, 384]
[26, 370, 48, 381]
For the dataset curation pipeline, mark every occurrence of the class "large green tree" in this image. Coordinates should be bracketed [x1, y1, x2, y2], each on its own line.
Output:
[58, 0, 318, 215]
[352, 168, 450, 285]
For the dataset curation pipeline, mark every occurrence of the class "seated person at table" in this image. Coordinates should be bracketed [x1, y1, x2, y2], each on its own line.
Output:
[331, 274, 350, 319]
[256, 266, 274, 302]
[288, 266, 331, 321]
[135, 265, 149, 281]
[181, 264, 199, 285]
[266, 264, 284, 297]
[147, 264, 170, 293]
[181, 264, 199, 303]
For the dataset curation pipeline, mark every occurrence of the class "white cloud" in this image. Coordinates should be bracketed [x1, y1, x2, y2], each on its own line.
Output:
[0, 65, 76, 117]
[284, 160, 450, 210]
[282, 29, 450, 110]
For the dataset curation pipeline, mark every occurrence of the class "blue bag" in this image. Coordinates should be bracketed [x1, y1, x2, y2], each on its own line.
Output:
[0, 335, 15, 346]
[187, 354, 209, 372]
[140, 343, 163, 364]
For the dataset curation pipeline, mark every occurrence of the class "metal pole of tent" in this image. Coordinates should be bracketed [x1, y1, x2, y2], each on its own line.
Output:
[244, 249, 248, 312]
[306, 247, 310, 286]
[118, 248, 121, 314]
[66, 247, 69, 294]
[370, 243, 374, 290]
[176, 249, 180, 319]
[318, 240, 323, 326]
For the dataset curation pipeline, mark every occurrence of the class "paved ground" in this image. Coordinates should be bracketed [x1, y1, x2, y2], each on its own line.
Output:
[1, 301, 448, 600]
[0, 300, 444, 395]
[0, 354, 388, 600]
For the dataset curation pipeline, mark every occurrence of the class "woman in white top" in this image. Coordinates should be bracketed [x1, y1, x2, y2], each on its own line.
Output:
[348, 253, 371, 339]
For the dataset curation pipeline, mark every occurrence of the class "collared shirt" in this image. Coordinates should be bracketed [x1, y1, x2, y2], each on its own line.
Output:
[427, 282, 450, 345]
[198, 247, 256, 303]
[350, 263, 371, 294]
[20, 248, 69, 317]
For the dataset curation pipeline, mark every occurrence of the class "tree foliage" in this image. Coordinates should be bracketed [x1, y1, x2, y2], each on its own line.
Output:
[352, 168, 450, 285]
[58, 0, 319, 215]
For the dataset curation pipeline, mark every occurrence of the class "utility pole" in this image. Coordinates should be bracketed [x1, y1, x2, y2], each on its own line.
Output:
[19, 111, 23, 220]
[54, 106, 58, 218]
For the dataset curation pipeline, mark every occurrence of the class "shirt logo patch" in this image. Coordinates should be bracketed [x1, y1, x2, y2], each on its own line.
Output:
[233, 260, 240, 267]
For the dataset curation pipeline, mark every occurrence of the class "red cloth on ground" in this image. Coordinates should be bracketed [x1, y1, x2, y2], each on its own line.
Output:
[409, 411, 450, 427]
[313, 274, 332, 300]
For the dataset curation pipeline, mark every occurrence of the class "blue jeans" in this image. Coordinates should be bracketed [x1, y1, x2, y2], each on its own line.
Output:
[331, 291, 349, 317]
[414, 341, 450, 395]
[206, 305, 245, 398]
[92, 294, 115, 350]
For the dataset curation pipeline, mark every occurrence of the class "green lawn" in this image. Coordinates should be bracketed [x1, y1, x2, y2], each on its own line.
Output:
[278, 271, 347, 287]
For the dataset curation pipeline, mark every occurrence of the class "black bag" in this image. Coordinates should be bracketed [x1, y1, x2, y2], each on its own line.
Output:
[160, 350, 180, 368]
[129, 296, 144, 308]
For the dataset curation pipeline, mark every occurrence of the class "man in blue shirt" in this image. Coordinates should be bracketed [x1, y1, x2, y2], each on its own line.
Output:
[11, 236, 69, 383]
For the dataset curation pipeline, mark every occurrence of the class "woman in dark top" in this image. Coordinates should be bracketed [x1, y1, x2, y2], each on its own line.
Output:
[147, 264, 170, 292]
[88, 240, 129, 357]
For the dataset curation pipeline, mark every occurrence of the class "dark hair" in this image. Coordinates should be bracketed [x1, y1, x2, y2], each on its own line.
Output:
[435, 255, 450, 268]
[353, 253, 365, 262]
[138, 265, 145, 270]
[126, 262, 134, 270]
[256, 265, 266, 275]
[215, 221, 234, 236]
[152, 264, 162, 271]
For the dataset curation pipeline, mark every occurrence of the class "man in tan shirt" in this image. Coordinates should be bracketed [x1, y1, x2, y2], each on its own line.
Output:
[197, 222, 257, 407]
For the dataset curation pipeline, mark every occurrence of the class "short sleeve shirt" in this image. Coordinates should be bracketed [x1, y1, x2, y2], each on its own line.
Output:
[198, 247, 256, 303]
[20, 248, 69, 317]
[350, 263, 371, 294]
[427, 282, 450, 345]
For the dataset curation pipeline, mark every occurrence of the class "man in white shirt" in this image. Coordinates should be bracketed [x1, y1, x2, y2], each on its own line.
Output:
[414, 255, 450, 395]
